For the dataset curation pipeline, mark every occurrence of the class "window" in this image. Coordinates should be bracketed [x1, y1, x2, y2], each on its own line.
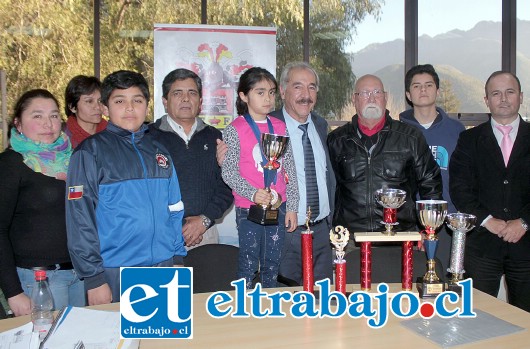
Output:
[419, 0, 501, 113]
[0, 1, 523, 149]
[517, 0, 530, 121]
[348, 1, 404, 118]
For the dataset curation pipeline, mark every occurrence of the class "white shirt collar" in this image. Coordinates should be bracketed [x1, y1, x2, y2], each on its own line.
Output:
[491, 115, 520, 144]
[166, 116, 198, 143]
[282, 107, 313, 127]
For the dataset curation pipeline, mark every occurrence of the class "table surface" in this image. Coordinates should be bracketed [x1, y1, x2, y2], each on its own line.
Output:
[1, 284, 528, 348]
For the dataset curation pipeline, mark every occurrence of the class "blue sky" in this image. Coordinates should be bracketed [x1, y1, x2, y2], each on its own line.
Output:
[347, 0, 530, 53]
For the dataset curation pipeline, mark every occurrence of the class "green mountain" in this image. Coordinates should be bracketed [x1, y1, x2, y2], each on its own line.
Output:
[351, 20, 530, 116]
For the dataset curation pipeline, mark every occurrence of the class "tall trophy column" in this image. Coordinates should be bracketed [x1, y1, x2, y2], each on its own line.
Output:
[402, 240, 414, 291]
[445, 212, 476, 294]
[330, 226, 349, 294]
[248, 133, 290, 225]
[416, 200, 448, 298]
[301, 208, 314, 293]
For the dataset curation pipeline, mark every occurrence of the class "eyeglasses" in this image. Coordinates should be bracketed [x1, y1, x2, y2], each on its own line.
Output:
[354, 89, 386, 100]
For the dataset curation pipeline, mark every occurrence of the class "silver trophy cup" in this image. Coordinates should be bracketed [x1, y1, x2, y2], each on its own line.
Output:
[445, 212, 476, 294]
[248, 133, 290, 225]
[375, 188, 407, 235]
[416, 200, 448, 298]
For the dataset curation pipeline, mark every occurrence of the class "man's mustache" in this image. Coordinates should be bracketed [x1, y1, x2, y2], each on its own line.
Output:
[296, 98, 314, 104]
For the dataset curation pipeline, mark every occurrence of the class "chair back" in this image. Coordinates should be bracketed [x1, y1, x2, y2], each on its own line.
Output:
[184, 244, 239, 293]
[345, 246, 446, 285]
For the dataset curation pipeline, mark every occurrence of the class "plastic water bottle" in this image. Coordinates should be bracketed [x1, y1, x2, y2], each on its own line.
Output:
[31, 270, 54, 341]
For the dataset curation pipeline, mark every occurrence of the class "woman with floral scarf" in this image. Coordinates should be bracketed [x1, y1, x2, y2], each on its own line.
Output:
[0, 89, 85, 317]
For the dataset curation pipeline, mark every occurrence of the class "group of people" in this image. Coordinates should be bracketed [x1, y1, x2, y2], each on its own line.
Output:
[218, 63, 530, 313]
[1, 61, 529, 316]
[0, 69, 231, 314]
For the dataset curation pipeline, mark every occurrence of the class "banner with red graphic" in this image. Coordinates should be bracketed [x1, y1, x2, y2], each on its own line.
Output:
[154, 24, 277, 128]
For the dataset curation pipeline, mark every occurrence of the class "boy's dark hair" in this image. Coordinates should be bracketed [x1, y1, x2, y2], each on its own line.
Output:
[404, 64, 440, 93]
[64, 75, 101, 117]
[162, 68, 202, 99]
[236, 67, 277, 115]
[100, 70, 149, 106]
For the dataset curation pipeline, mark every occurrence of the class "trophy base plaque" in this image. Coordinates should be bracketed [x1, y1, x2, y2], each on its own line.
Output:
[248, 205, 279, 225]
[446, 282, 462, 295]
[417, 279, 445, 299]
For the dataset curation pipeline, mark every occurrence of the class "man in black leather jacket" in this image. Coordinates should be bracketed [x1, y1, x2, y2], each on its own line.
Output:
[327, 74, 442, 241]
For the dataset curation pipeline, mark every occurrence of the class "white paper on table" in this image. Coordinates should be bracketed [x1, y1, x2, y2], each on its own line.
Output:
[41, 307, 138, 349]
[0, 321, 40, 349]
[401, 308, 526, 348]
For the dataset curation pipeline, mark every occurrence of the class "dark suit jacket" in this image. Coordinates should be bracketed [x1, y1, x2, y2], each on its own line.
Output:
[449, 117, 530, 260]
[269, 109, 336, 226]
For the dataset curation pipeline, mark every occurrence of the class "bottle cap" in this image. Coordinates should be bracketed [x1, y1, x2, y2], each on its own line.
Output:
[34, 270, 47, 281]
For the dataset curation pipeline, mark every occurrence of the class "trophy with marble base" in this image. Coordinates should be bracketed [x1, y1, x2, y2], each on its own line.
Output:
[248, 133, 289, 225]
[416, 200, 448, 298]
[375, 188, 407, 235]
[445, 212, 476, 294]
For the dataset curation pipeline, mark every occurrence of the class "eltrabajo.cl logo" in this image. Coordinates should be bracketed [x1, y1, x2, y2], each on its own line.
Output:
[120, 267, 193, 339]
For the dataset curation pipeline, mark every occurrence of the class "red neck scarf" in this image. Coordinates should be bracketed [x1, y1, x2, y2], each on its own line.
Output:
[66, 116, 108, 148]
[358, 115, 386, 137]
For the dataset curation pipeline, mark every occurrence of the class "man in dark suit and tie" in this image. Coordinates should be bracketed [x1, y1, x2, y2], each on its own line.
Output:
[450, 71, 530, 312]
[271, 62, 335, 285]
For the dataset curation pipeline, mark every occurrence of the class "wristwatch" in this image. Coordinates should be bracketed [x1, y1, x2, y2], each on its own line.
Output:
[521, 218, 529, 232]
[200, 214, 212, 229]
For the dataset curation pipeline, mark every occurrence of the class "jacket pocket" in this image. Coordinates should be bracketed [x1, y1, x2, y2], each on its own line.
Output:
[381, 152, 407, 181]
[337, 154, 358, 181]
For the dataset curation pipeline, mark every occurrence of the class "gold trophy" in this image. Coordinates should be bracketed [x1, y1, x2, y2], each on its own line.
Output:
[375, 188, 407, 235]
[248, 133, 290, 225]
[416, 200, 448, 298]
[445, 212, 476, 294]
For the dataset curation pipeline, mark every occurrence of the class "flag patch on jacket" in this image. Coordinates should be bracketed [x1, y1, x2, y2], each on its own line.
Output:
[68, 185, 83, 200]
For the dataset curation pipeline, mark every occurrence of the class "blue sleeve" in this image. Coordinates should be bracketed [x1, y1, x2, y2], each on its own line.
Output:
[65, 147, 107, 290]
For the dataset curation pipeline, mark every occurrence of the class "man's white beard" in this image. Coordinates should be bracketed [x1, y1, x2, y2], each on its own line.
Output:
[362, 103, 383, 120]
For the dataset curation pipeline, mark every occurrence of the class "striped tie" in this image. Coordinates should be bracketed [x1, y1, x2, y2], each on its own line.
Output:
[299, 123, 320, 219]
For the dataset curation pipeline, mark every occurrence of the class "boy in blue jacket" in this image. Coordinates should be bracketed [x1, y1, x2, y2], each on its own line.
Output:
[399, 64, 465, 276]
[66, 70, 186, 305]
